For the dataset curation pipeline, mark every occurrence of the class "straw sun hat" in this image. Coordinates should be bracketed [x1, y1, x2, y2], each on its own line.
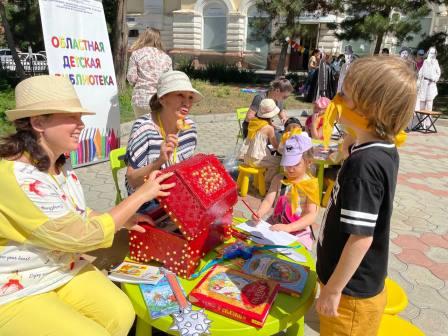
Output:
[6, 75, 94, 121]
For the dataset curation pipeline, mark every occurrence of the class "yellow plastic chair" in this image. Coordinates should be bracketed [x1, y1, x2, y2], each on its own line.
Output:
[384, 277, 409, 315]
[378, 314, 424, 336]
[321, 178, 335, 207]
[236, 107, 249, 144]
[109, 147, 127, 205]
[237, 164, 266, 197]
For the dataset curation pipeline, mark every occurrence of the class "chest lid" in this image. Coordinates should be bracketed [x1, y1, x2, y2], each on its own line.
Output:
[158, 154, 237, 238]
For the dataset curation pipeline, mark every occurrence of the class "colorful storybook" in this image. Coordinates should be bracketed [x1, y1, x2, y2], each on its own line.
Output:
[140, 277, 183, 319]
[108, 261, 163, 284]
[242, 254, 309, 297]
[189, 265, 279, 328]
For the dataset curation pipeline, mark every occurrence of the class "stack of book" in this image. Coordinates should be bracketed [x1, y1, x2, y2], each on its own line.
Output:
[189, 265, 279, 328]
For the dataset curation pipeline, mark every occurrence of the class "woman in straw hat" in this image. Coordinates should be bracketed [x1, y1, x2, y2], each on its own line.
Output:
[127, 27, 172, 118]
[239, 98, 281, 184]
[0, 75, 174, 336]
[125, 70, 202, 213]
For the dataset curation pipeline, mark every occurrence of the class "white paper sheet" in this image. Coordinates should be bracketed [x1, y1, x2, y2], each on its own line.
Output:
[270, 247, 307, 263]
[236, 220, 298, 246]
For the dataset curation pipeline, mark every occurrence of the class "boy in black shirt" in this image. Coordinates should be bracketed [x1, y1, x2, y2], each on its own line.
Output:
[316, 56, 417, 336]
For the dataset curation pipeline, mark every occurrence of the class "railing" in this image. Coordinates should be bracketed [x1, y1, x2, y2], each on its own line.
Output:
[0, 58, 48, 76]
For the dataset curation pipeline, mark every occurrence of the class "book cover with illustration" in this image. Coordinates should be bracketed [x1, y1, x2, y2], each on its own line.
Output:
[140, 277, 182, 319]
[188, 265, 279, 328]
[242, 254, 309, 296]
[108, 261, 163, 284]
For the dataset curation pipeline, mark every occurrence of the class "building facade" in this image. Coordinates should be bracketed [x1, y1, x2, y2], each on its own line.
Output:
[126, 0, 447, 71]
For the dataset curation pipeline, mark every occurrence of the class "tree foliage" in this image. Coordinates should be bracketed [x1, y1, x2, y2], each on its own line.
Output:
[5, 0, 44, 52]
[329, 1, 446, 54]
[253, 0, 337, 77]
[3, 0, 118, 52]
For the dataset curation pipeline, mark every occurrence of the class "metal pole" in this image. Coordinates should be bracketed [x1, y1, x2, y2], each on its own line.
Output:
[28, 45, 34, 76]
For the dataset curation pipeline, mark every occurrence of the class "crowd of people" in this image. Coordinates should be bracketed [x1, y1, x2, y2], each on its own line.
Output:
[0, 25, 432, 336]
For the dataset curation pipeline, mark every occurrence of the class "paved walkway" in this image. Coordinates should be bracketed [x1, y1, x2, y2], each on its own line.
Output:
[76, 112, 448, 336]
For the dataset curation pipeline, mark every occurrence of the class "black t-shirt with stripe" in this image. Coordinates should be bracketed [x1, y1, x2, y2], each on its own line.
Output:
[316, 142, 399, 298]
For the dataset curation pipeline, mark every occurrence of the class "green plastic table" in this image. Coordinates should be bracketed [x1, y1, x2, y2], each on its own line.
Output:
[122, 243, 317, 336]
[313, 157, 339, 202]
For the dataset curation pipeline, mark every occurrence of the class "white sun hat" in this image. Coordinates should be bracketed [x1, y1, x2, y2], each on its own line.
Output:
[256, 98, 280, 119]
[156, 70, 203, 103]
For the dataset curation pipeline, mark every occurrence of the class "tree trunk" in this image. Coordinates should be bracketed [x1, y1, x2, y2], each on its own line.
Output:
[112, 0, 128, 92]
[373, 31, 385, 55]
[276, 41, 289, 78]
[0, 1, 27, 79]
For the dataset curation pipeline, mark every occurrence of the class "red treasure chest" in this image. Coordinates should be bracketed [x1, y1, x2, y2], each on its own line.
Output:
[129, 154, 238, 278]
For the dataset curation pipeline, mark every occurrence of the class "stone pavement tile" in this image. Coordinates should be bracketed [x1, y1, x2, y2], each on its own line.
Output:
[432, 225, 448, 235]
[391, 210, 409, 222]
[428, 263, 448, 281]
[403, 208, 432, 220]
[396, 249, 434, 268]
[304, 300, 319, 336]
[388, 254, 409, 273]
[392, 229, 421, 237]
[389, 230, 398, 239]
[241, 195, 262, 211]
[437, 283, 448, 300]
[411, 308, 448, 336]
[304, 320, 319, 336]
[406, 283, 448, 312]
[426, 247, 448, 264]
[399, 264, 445, 290]
[420, 233, 448, 248]
[393, 235, 429, 251]
[389, 240, 402, 254]
[407, 217, 437, 232]
[88, 198, 114, 212]
[71, 123, 448, 333]
[90, 183, 117, 193]
[388, 268, 415, 295]
[391, 220, 414, 232]
[400, 302, 421, 321]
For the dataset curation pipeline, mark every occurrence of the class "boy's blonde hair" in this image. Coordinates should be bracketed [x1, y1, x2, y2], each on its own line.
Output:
[129, 27, 164, 52]
[344, 55, 416, 142]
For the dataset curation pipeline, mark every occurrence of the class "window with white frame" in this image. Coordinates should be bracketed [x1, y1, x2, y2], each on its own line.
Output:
[245, 5, 270, 68]
[203, 2, 227, 51]
[246, 5, 270, 53]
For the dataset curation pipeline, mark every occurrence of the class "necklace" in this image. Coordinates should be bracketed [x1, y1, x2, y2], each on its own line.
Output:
[157, 112, 178, 165]
[50, 173, 84, 214]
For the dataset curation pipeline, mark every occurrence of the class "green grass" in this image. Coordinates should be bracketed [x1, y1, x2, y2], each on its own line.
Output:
[2, 80, 447, 136]
[118, 84, 134, 123]
[119, 81, 314, 123]
[0, 88, 15, 136]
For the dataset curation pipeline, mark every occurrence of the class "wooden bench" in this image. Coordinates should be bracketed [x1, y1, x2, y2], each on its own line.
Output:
[412, 110, 442, 134]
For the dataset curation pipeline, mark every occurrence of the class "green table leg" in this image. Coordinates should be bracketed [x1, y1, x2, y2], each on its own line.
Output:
[135, 317, 152, 336]
[285, 316, 304, 336]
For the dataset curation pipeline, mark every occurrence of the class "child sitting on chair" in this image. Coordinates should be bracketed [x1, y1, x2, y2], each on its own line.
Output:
[305, 97, 330, 139]
[284, 117, 303, 132]
[252, 134, 319, 250]
[239, 98, 281, 184]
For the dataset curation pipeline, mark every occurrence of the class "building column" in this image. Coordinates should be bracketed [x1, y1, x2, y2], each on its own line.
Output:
[172, 10, 201, 50]
[226, 12, 245, 54]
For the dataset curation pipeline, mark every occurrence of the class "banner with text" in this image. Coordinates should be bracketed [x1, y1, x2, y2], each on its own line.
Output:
[39, 0, 120, 166]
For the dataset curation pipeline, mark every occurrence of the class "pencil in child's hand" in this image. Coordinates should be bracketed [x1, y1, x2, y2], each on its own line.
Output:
[241, 199, 260, 220]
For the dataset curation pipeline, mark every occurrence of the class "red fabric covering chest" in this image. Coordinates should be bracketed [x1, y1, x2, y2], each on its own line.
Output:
[128, 154, 238, 278]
